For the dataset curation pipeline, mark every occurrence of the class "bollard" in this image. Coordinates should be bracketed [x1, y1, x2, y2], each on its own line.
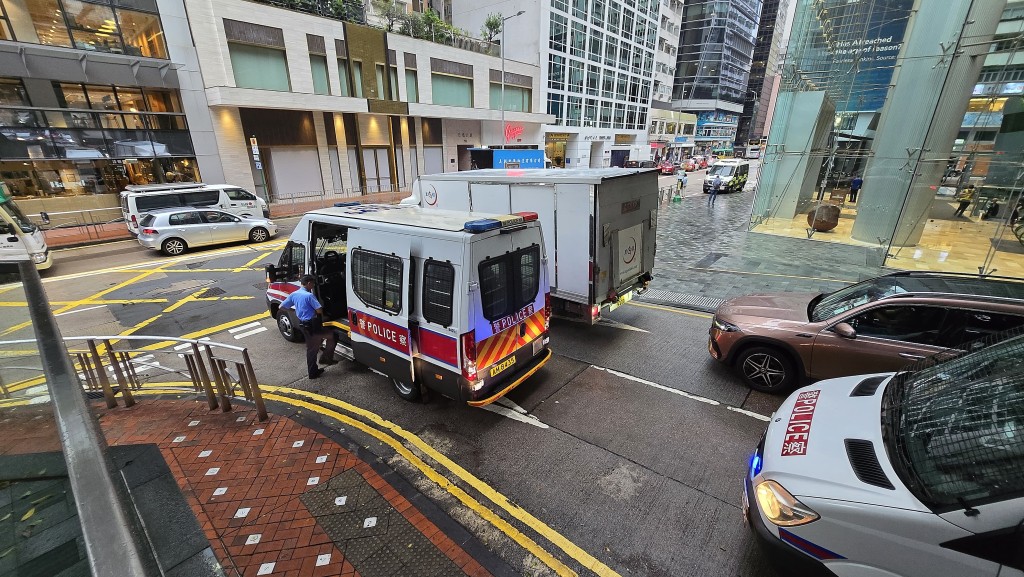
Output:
[190, 342, 218, 410]
[87, 339, 118, 409]
[103, 340, 135, 407]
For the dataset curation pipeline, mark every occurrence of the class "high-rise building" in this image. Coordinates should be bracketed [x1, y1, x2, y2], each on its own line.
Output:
[672, 0, 762, 154]
[653, 0, 684, 106]
[453, 0, 660, 168]
[736, 0, 791, 146]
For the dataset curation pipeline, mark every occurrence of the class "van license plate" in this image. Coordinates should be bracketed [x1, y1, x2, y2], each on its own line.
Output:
[489, 356, 516, 378]
[608, 291, 634, 312]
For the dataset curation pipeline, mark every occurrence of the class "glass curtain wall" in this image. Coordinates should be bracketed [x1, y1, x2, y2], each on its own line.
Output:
[750, 0, 1024, 277]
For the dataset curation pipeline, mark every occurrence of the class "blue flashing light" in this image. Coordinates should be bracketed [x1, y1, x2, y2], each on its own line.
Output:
[334, 201, 362, 207]
[464, 219, 502, 233]
[750, 452, 763, 477]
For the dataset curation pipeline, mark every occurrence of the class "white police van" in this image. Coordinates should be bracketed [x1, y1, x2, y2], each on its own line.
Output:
[121, 183, 269, 234]
[744, 332, 1024, 577]
[265, 203, 552, 405]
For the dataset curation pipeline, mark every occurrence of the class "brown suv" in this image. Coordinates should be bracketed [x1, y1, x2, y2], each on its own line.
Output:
[708, 272, 1024, 393]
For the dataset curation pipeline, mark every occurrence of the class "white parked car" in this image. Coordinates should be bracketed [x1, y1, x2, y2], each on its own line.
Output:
[743, 333, 1024, 577]
[137, 208, 277, 255]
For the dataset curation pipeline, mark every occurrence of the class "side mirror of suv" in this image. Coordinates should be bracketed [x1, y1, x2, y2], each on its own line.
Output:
[834, 322, 857, 339]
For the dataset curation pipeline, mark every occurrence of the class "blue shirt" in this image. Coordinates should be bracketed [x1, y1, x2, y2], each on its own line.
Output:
[280, 287, 321, 321]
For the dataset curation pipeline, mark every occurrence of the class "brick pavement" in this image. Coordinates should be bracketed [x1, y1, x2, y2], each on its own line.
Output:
[0, 398, 497, 577]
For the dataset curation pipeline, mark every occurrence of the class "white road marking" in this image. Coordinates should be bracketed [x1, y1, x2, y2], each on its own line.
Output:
[228, 322, 262, 334]
[173, 343, 193, 351]
[233, 326, 268, 339]
[596, 318, 650, 333]
[591, 365, 770, 421]
[479, 403, 550, 429]
[494, 397, 528, 414]
[54, 305, 106, 317]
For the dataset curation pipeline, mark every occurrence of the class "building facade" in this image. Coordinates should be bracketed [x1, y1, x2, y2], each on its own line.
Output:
[736, 0, 790, 146]
[648, 108, 696, 162]
[0, 0, 217, 221]
[672, 0, 762, 154]
[750, 0, 1024, 278]
[453, 0, 659, 168]
[652, 0, 683, 107]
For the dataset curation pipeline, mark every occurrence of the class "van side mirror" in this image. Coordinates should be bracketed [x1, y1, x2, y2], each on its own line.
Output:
[834, 322, 857, 339]
[4, 223, 18, 237]
[265, 263, 280, 283]
[39, 211, 50, 225]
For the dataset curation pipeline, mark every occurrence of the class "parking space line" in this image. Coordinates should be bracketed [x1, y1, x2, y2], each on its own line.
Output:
[233, 327, 267, 339]
[228, 322, 262, 334]
[235, 251, 274, 272]
[53, 305, 106, 317]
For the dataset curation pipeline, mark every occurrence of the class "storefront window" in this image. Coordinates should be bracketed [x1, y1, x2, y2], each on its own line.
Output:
[58, 83, 90, 108]
[116, 86, 146, 112]
[0, 78, 28, 105]
[145, 89, 181, 113]
[10, 0, 73, 48]
[86, 85, 119, 110]
[63, 0, 124, 54]
[116, 8, 167, 58]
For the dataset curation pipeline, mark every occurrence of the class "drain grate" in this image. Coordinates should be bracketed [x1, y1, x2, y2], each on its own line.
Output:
[202, 287, 226, 297]
[637, 288, 724, 313]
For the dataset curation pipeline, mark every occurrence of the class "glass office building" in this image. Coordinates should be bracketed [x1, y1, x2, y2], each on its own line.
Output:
[750, 0, 1024, 278]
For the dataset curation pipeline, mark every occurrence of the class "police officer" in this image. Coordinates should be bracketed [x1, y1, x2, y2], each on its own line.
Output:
[279, 275, 338, 379]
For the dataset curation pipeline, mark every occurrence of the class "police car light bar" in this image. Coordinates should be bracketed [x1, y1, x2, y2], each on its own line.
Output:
[464, 219, 502, 232]
[514, 212, 539, 222]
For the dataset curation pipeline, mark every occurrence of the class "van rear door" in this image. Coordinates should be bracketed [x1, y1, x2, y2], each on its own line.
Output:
[346, 229, 415, 386]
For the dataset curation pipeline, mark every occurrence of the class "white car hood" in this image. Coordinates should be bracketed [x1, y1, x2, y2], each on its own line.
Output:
[759, 374, 930, 512]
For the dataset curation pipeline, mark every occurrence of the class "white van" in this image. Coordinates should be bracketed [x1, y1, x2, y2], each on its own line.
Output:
[265, 203, 552, 406]
[743, 333, 1024, 577]
[0, 183, 51, 270]
[702, 159, 750, 193]
[121, 183, 269, 234]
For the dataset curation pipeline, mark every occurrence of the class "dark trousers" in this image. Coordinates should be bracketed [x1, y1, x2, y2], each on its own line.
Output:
[849, 188, 860, 202]
[708, 187, 719, 205]
[955, 201, 971, 217]
[300, 323, 337, 377]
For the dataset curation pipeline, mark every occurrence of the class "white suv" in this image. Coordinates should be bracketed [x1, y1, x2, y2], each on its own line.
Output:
[743, 333, 1024, 577]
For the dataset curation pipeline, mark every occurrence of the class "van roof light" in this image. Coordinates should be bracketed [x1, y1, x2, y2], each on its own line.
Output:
[513, 212, 538, 222]
[334, 201, 361, 207]
[464, 219, 502, 233]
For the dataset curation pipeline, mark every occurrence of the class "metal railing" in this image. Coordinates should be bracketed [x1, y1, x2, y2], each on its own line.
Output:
[1, 335, 268, 421]
[270, 186, 410, 209]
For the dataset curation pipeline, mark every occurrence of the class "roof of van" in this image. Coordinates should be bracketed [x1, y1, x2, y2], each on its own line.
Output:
[121, 183, 241, 195]
[306, 204, 521, 233]
[416, 168, 650, 184]
[714, 159, 749, 165]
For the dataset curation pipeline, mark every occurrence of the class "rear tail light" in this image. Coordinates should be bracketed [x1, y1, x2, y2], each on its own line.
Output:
[141, 228, 158, 235]
[460, 330, 478, 382]
[591, 305, 600, 321]
[131, 214, 137, 227]
[544, 293, 552, 329]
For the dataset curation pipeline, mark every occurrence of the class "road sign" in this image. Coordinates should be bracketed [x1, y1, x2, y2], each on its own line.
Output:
[251, 145, 259, 156]
[255, 161, 262, 170]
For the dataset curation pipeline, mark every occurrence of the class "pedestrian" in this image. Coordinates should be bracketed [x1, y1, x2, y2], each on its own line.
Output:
[709, 174, 722, 206]
[849, 174, 863, 203]
[953, 184, 976, 217]
[278, 274, 338, 379]
[675, 169, 687, 199]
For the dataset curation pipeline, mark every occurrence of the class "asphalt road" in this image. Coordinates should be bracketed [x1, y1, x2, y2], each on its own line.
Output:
[3, 168, 787, 577]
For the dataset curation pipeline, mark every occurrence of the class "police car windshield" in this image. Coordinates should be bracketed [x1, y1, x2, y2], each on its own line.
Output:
[883, 332, 1024, 509]
[707, 165, 734, 177]
[2, 199, 37, 233]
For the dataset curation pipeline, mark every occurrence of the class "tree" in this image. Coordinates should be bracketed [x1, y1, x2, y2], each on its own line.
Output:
[481, 13, 503, 43]
[331, 0, 365, 22]
[371, 0, 405, 32]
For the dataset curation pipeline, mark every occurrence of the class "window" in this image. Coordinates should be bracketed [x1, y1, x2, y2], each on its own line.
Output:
[184, 190, 220, 207]
[20, 0, 73, 48]
[489, 84, 531, 112]
[591, 0, 606, 27]
[405, 70, 418, 103]
[607, 3, 620, 34]
[63, 0, 123, 53]
[548, 54, 566, 90]
[586, 65, 600, 96]
[135, 194, 183, 211]
[311, 55, 331, 95]
[225, 188, 257, 201]
[566, 95, 582, 126]
[572, 0, 588, 20]
[0, 79, 29, 106]
[352, 61, 364, 97]
[974, 130, 997, 142]
[228, 43, 290, 91]
[145, 89, 182, 113]
[960, 310, 1024, 346]
[422, 260, 455, 327]
[352, 249, 403, 314]
[139, 214, 156, 227]
[479, 245, 541, 321]
[117, 8, 167, 58]
[277, 242, 306, 282]
[375, 64, 386, 99]
[588, 33, 602, 63]
[847, 306, 949, 346]
[568, 60, 584, 92]
[604, 37, 618, 67]
[431, 74, 473, 107]
[549, 13, 567, 52]
[570, 21, 586, 57]
[389, 66, 399, 100]
[547, 93, 564, 120]
[168, 211, 202, 225]
[551, 0, 568, 12]
[200, 210, 233, 223]
[335, 60, 350, 96]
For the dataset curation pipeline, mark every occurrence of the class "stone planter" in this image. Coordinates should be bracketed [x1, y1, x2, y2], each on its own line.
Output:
[807, 203, 841, 232]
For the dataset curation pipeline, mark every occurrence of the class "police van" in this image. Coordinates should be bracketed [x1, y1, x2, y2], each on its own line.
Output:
[265, 203, 552, 405]
[744, 332, 1024, 577]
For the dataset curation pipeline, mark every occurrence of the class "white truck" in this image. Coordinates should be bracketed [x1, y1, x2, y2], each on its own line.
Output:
[403, 168, 658, 323]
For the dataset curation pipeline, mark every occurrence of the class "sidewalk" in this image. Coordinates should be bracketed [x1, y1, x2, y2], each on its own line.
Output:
[42, 191, 407, 250]
[0, 396, 505, 577]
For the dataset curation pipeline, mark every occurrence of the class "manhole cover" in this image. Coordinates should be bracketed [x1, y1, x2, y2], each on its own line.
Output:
[203, 287, 226, 297]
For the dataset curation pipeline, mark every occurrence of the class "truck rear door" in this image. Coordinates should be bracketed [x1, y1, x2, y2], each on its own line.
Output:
[509, 185, 556, 295]
[346, 229, 415, 386]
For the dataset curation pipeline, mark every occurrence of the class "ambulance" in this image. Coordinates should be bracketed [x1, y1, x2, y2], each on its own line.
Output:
[265, 203, 552, 405]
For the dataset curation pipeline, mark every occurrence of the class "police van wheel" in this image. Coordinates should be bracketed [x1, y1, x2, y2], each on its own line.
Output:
[391, 378, 421, 401]
[277, 311, 304, 343]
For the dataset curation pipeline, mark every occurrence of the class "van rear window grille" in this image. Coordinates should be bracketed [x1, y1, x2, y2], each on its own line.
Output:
[351, 249, 403, 314]
[423, 261, 455, 327]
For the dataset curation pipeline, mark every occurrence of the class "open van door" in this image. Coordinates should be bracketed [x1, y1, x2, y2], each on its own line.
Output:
[346, 228, 417, 398]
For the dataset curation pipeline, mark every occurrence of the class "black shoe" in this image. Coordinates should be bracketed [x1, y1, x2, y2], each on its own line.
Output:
[319, 358, 338, 366]
[309, 368, 325, 379]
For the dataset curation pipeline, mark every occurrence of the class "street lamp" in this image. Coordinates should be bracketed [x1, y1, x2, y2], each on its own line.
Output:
[500, 10, 526, 149]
